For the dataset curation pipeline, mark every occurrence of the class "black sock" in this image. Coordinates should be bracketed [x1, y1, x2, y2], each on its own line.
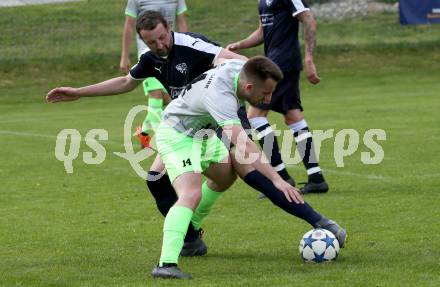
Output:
[146, 171, 177, 217]
[146, 171, 199, 242]
[184, 222, 200, 242]
[255, 123, 292, 181]
[293, 127, 324, 183]
[243, 170, 322, 226]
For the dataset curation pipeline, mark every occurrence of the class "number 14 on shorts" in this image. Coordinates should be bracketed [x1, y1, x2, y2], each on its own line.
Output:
[182, 158, 192, 167]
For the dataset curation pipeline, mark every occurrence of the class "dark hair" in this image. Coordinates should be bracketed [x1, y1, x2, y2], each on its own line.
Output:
[242, 56, 283, 84]
[136, 10, 168, 35]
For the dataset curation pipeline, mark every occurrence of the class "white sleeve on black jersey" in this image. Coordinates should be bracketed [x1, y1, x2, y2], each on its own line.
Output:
[174, 33, 222, 64]
[289, 0, 310, 17]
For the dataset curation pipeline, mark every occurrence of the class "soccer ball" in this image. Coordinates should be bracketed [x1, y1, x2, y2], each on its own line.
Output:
[299, 228, 340, 263]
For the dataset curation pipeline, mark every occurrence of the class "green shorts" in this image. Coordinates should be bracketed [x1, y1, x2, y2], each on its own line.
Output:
[156, 123, 230, 183]
[143, 77, 168, 95]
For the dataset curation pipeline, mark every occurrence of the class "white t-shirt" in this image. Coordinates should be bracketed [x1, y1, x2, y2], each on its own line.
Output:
[125, 0, 187, 57]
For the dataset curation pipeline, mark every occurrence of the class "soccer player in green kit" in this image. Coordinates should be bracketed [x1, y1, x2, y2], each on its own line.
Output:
[150, 57, 346, 279]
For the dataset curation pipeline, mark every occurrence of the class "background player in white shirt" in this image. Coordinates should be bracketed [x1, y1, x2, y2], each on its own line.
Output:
[120, 0, 189, 148]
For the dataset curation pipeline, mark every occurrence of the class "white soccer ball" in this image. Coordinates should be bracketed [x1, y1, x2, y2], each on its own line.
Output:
[299, 228, 340, 263]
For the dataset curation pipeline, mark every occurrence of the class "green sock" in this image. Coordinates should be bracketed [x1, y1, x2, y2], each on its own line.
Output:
[191, 182, 224, 230]
[142, 97, 163, 133]
[159, 205, 193, 266]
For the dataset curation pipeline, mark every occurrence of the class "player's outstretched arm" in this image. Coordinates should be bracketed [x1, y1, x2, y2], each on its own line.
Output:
[46, 87, 81, 103]
[46, 75, 140, 103]
[224, 124, 304, 204]
[226, 22, 264, 51]
[297, 10, 321, 85]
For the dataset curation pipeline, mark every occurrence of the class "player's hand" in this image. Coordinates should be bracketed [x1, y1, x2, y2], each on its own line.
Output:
[226, 42, 240, 51]
[304, 58, 321, 85]
[46, 87, 81, 103]
[273, 178, 304, 204]
[120, 57, 131, 74]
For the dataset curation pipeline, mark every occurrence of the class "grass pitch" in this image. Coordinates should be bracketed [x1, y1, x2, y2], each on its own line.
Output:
[1, 1, 440, 286]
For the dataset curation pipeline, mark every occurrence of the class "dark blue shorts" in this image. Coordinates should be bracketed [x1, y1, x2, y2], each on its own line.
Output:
[256, 70, 303, 114]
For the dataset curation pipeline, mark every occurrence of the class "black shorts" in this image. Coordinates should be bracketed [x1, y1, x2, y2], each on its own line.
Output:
[256, 70, 303, 114]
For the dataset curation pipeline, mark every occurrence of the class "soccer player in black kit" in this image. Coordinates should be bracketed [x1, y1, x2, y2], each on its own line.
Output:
[228, 0, 329, 194]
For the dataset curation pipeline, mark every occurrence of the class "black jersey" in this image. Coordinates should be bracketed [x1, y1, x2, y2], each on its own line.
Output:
[259, 0, 310, 72]
[129, 32, 222, 99]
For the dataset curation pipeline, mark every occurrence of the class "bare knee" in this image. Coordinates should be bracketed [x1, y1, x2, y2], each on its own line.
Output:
[284, 109, 304, 125]
[208, 163, 237, 191]
[176, 189, 202, 210]
[207, 172, 236, 192]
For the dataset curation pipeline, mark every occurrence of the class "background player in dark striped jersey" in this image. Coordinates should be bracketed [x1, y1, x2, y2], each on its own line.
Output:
[227, 0, 329, 194]
[120, 0, 189, 148]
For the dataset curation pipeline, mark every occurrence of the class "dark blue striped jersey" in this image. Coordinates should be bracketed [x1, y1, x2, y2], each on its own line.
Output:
[259, 0, 310, 72]
[129, 32, 221, 99]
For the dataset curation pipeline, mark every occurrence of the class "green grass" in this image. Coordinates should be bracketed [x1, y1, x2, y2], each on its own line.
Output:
[1, 1, 440, 286]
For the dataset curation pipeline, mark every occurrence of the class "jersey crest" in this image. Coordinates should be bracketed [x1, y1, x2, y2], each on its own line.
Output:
[176, 63, 188, 75]
[265, 0, 273, 7]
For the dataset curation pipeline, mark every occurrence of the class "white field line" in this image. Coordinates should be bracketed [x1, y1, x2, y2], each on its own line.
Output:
[0, 117, 78, 123]
[0, 0, 82, 8]
[0, 130, 123, 146]
[287, 164, 388, 181]
[418, 173, 440, 179]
